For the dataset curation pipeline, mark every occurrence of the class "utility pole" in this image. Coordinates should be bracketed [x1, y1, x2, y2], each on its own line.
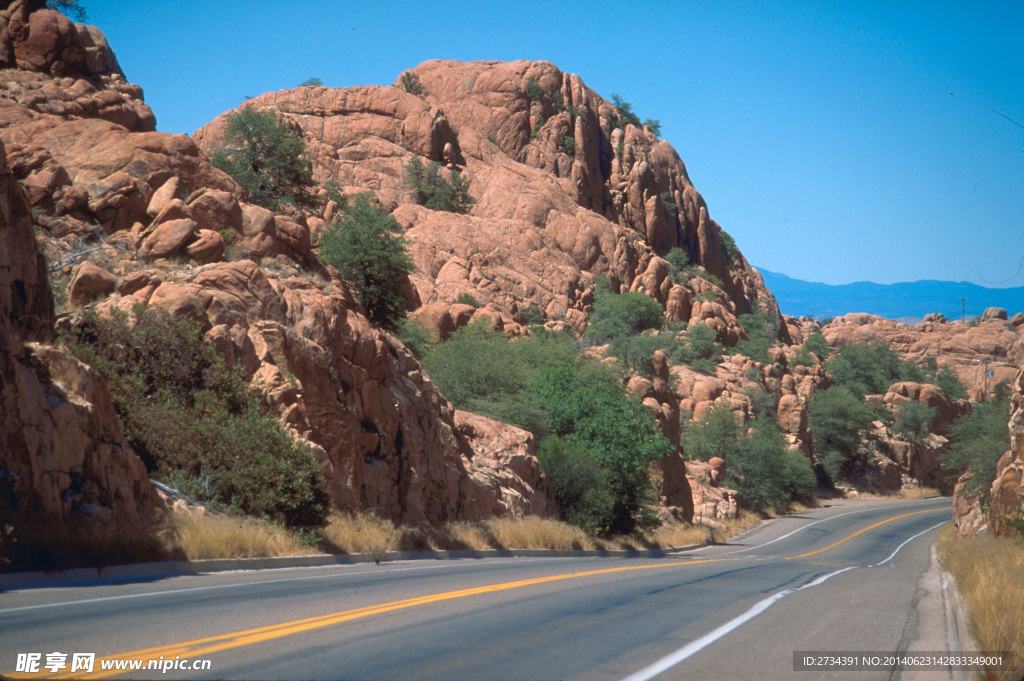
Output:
[957, 297, 969, 323]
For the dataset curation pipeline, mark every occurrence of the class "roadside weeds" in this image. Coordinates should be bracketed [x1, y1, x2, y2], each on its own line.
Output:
[936, 525, 1024, 681]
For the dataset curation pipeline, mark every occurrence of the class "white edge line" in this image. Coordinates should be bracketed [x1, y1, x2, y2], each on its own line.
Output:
[620, 567, 858, 681]
[718, 500, 943, 556]
[874, 520, 949, 567]
[622, 513, 950, 681]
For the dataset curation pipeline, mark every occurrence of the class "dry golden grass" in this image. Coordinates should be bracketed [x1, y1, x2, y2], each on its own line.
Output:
[937, 526, 1024, 681]
[172, 514, 314, 560]
[319, 512, 397, 554]
[853, 486, 942, 500]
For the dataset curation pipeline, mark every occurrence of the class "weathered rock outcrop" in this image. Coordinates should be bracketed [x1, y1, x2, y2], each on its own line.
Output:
[823, 313, 1022, 398]
[193, 60, 780, 345]
[1, 134, 162, 558]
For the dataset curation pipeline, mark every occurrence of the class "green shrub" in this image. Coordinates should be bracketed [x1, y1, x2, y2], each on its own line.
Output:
[299, 77, 324, 87]
[825, 341, 903, 398]
[807, 387, 875, 481]
[942, 391, 1011, 501]
[660, 192, 678, 218]
[805, 332, 830, 361]
[47, 0, 86, 20]
[695, 269, 724, 288]
[935, 364, 968, 400]
[670, 323, 722, 375]
[682, 405, 815, 513]
[893, 400, 936, 442]
[681, 400, 740, 462]
[729, 419, 816, 513]
[898, 360, 927, 383]
[664, 247, 690, 283]
[720, 229, 738, 261]
[644, 118, 662, 137]
[318, 193, 415, 332]
[63, 306, 330, 528]
[736, 312, 778, 364]
[584, 278, 665, 343]
[404, 156, 475, 214]
[536, 436, 614, 533]
[610, 93, 642, 129]
[561, 136, 576, 156]
[209, 105, 318, 213]
[395, 318, 435, 359]
[455, 292, 480, 308]
[400, 72, 426, 95]
[552, 91, 565, 109]
[584, 281, 668, 373]
[525, 76, 544, 101]
[520, 303, 546, 326]
[534, 364, 671, 534]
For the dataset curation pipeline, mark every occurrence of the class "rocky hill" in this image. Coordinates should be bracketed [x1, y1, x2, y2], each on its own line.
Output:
[3, 1, 1022, 561]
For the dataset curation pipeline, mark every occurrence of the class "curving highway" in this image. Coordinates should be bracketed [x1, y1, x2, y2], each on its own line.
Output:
[0, 497, 954, 680]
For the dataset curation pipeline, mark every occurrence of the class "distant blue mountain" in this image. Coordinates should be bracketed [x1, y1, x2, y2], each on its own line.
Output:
[757, 268, 1024, 321]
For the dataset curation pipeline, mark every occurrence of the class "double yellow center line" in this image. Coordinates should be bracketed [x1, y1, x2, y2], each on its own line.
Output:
[9, 506, 949, 679]
[786, 508, 948, 560]
[9, 559, 733, 679]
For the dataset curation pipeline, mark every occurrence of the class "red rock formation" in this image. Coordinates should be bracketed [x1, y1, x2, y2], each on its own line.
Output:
[823, 313, 1022, 398]
[1, 135, 162, 553]
[193, 60, 779, 343]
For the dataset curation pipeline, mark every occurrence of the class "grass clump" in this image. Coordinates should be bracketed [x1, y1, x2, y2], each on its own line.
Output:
[937, 526, 1024, 680]
[173, 514, 314, 560]
[63, 305, 330, 529]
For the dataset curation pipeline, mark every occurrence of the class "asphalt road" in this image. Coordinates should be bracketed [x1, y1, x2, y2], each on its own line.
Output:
[0, 497, 954, 681]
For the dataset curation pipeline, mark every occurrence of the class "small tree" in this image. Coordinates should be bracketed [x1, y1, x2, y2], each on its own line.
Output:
[299, 77, 324, 87]
[400, 72, 426, 95]
[934, 364, 968, 400]
[404, 156, 475, 214]
[892, 400, 936, 442]
[209, 105, 318, 213]
[525, 76, 544, 101]
[807, 387, 875, 481]
[318, 194, 415, 331]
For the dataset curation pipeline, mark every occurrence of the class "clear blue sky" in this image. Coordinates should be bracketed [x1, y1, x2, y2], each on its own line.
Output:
[84, 0, 1023, 288]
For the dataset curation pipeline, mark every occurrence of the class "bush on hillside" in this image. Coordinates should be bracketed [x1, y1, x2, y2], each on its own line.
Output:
[318, 193, 415, 332]
[584, 279, 669, 374]
[63, 305, 330, 528]
[736, 312, 778, 364]
[941, 391, 1011, 500]
[670, 323, 722, 375]
[682, 402, 815, 513]
[934, 364, 968, 400]
[400, 72, 426, 95]
[536, 436, 614, 533]
[892, 400, 936, 442]
[534, 364, 672, 534]
[824, 341, 902, 398]
[807, 386, 875, 481]
[404, 156, 475, 214]
[209, 105, 318, 213]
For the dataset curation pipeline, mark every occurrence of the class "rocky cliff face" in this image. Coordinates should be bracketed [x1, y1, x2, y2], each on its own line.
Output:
[1, 130, 163, 561]
[193, 60, 780, 344]
[1, 4, 554, 527]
